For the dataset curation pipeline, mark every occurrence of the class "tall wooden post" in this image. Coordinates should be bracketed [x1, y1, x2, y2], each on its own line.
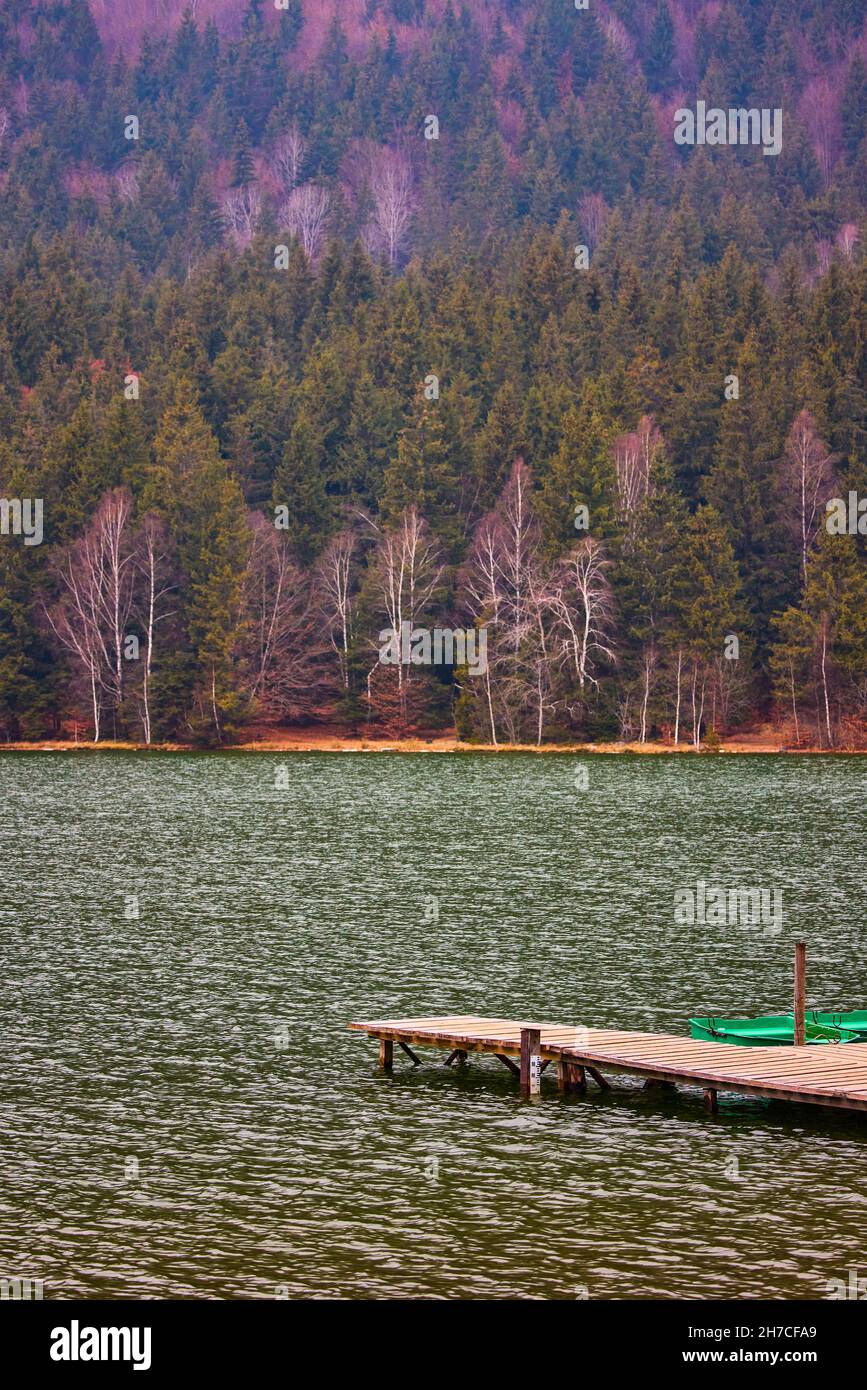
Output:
[520, 1027, 541, 1096]
[558, 1059, 586, 1093]
[794, 942, 806, 1046]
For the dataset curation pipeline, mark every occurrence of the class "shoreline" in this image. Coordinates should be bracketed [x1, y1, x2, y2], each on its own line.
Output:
[0, 731, 862, 755]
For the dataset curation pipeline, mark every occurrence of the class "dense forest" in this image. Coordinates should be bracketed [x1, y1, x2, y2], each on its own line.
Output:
[1, 0, 866, 745]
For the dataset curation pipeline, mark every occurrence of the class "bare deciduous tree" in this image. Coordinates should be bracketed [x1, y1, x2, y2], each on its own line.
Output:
[281, 182, 331, 261]
[116, 162, 140, 203]
[549, 537, 616, 692]
[368, 507, 442, 726]
[316, 529, 359, 694]
[838, 223, 860, 259]
[462, 461, 555, 744]
[800, 76, 842, 188]
[636, 643, 658, 744]
[222, 185, 262, 248]
[270, 125, 306, 194]
[577, 191, 609, 251]
[45, 489, 135, 741]
[779, 410, 836, 584]
[462, 511, 505, 744]
[133, 514, 175, 745]
[496, 458, 539, 653]
[364, 147, 415, 268]
[242, 512, 332, 722]
[613, 415, 663, 534]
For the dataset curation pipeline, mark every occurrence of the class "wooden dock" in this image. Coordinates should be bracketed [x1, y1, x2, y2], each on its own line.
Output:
[349, 1015, 867, 1114]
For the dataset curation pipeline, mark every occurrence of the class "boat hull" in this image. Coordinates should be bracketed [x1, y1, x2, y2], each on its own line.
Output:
[690, 1014, 860, 1046]
[809, 1011, 867, 1039]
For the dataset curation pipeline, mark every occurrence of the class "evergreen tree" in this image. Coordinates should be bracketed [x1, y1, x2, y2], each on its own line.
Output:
[231, 121, 254, 187]
[272, 414, 334, 564]
[538, 383, 618, 554]
[149, 383, 249, 741]
[382, 383, 462, 553]
[645, 1, 675, 92]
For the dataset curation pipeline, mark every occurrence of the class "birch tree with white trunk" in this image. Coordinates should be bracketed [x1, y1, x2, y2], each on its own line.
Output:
[270, 125, 306, 195]
[45, 489, 135, 740]
[281, 183, 331, 261]
[780, 410, 836, 585]
[132, 514, 175, 745]
[364, 147, 415, 268]
[369, 507, 442, 726]
[549, 537, 616, 692]
[613, 415, 662, 537]
[316, 528, 359, 694]
[222, 185, 262, 248]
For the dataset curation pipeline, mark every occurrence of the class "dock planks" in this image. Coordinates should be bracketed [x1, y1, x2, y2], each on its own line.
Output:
[348, 1015, 867, 1114]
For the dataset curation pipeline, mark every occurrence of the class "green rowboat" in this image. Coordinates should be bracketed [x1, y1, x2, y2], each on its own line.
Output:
[689, 1014, 860, 1046]
[806, 1010, 867, 1038]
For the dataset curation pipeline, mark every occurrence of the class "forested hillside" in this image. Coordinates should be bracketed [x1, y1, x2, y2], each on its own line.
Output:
[1, 0, 866, 745]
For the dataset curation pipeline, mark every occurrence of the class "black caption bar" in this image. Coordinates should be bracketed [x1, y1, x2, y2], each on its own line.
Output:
[5, 1296, 865, 1376]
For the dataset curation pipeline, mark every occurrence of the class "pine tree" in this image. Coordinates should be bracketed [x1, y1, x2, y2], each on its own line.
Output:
[231, 121, 254, 188]
[645, 1, 674, 92]
[538, 383, 618, 554]
[149, 382, 249, 741]
[99, 394, 152, 502]
[277, 0, 304, 52]
[842, 55, 867, 159]
[381, 383, 462, 553]
[272, 413, 333, 564]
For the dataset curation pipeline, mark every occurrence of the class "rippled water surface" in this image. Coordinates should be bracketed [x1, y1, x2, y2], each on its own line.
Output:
[2, 751, 866, 1300]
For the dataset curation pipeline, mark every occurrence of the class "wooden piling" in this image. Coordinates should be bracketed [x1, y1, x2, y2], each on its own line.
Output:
[520, 1027, 541, 1096]
[558, 1059, 586, 1093]
[794, 941, 806, 1047]
[379, 1039, 393, 1073]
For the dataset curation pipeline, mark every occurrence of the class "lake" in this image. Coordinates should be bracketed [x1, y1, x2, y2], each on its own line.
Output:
[2, 750, 866, 1300]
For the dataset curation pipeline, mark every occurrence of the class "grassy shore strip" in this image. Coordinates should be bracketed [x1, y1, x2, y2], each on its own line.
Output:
[0, 733, 862, 754]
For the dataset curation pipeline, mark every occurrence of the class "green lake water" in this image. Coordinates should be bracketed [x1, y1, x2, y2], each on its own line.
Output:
[1, 751, 866, 1300]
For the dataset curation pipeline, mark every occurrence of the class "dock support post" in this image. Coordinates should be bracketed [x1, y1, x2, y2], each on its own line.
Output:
[558, 1059, 586, 1093]
[794, 941, 806, 1047]
[703, 1087, 718, 1113]
[378, 1039, 393, 1073]
[520, 1027, 541, 1096]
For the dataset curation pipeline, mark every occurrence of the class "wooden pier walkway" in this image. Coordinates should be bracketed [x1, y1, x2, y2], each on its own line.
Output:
[349, 1015, 867, 1114]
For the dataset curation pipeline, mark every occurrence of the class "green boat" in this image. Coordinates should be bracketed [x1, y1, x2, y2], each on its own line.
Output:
[807, 1010, 867, 1038]
[690, 1014, 860, 1046]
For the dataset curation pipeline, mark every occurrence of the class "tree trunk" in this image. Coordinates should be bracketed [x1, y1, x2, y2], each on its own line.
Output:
[820, 621, 833, 747]
[211, 667, 221, 739]
[91, 668, 100, 744]
[788, 662, 800, 746]
[484, 666, 498, 747]
[142, 551, 154, 745]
